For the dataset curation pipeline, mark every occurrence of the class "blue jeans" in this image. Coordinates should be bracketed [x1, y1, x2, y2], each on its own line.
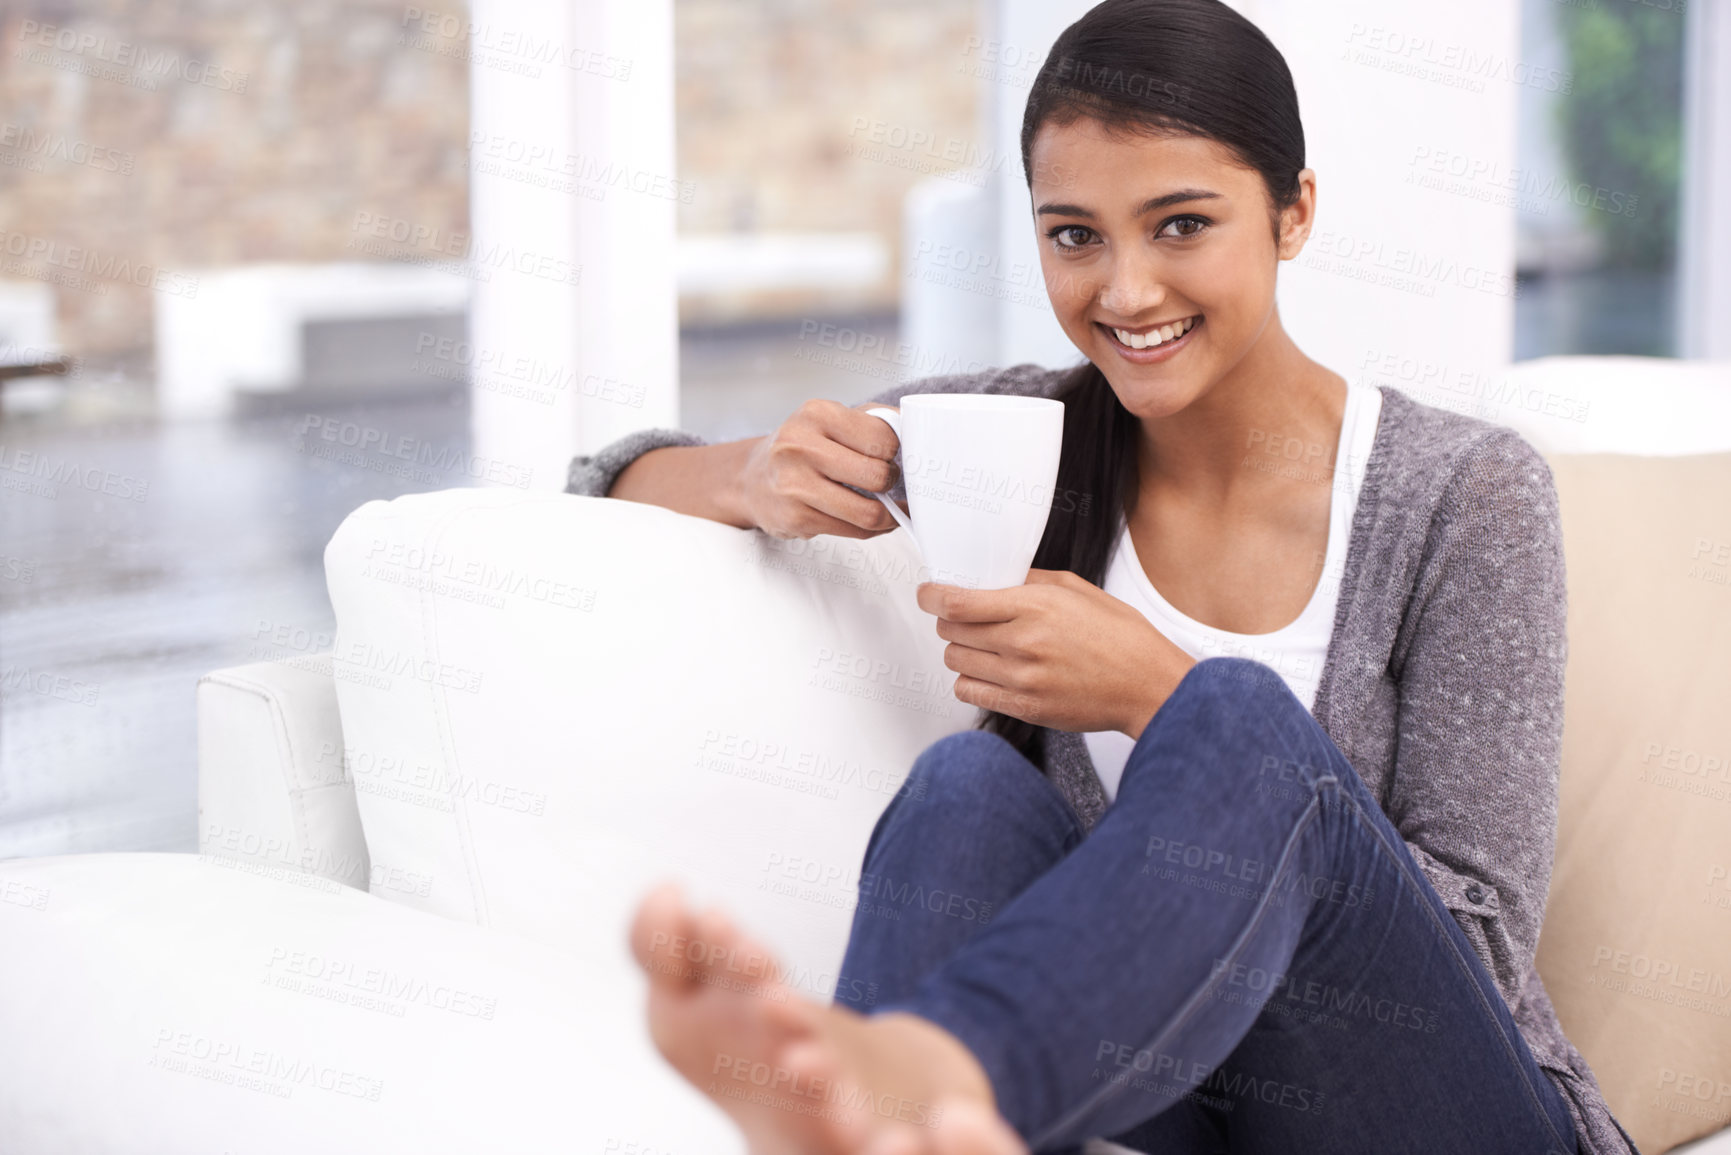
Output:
[836, 657, 1579, 1154]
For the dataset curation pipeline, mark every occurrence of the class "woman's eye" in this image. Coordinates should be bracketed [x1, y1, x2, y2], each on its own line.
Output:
[1161, 215, 1209, 239]
[1049, 225, 1094, 251]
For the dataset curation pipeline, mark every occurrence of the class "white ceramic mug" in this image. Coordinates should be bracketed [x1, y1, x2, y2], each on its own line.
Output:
[860, 394, 1065, 590]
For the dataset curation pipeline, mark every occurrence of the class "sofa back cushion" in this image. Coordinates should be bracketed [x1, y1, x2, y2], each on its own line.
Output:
[324, 489, 975, 996]
[1538, 451, 1731, 1154]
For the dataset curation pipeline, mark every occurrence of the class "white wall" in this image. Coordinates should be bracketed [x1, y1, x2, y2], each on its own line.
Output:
[467, 0, 678, 492]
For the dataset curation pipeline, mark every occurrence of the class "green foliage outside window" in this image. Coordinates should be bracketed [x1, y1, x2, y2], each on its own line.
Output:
[1553, 1, 1685, 270]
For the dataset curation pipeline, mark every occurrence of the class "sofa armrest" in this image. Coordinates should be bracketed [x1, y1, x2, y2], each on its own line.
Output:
[196, 656, 370, 889]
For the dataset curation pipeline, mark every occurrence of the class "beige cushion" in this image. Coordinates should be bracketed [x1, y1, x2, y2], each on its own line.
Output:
[1537, 451, 1731, 1154]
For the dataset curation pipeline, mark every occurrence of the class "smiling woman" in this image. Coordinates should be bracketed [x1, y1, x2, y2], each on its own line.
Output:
[976, 20, 1346, 775]
[570, 1, 1635, 1153]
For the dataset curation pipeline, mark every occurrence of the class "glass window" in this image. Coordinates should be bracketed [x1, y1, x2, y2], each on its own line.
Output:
[1515, 0, 1688, 358]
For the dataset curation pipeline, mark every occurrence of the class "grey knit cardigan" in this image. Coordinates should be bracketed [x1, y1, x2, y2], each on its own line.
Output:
[565, 363, 1636, 1155]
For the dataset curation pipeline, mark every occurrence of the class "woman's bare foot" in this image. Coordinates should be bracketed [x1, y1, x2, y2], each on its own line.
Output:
[628, 881, 1029, 1155]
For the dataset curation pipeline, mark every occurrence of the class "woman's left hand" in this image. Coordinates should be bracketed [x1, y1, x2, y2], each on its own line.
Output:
[917, 569, 1196, 739]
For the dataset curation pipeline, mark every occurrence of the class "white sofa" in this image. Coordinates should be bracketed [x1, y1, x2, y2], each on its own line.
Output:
[2, 357, 1729, 1154]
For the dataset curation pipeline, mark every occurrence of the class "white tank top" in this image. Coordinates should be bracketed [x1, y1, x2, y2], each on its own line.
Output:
[1082, 382, 1384, 804]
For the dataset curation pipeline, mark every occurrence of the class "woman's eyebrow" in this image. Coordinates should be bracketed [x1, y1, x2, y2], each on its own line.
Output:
[1036, 189, 1224, 219]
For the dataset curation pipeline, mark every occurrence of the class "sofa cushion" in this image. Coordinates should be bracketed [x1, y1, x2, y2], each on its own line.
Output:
[323, 488, 975, 991]
[1537, 451, 1731, 1154]
[0, 853, 737, 1152]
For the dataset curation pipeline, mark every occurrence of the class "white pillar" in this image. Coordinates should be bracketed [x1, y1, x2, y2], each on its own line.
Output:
[900, 180, 999, 381]
[1678, 0, 1731, 360]
[992, 0, 1092, 370]
[468, 0, 678, 492]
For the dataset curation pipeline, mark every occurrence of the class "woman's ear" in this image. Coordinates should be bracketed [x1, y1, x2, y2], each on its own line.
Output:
[1276, 168, 1318, 261]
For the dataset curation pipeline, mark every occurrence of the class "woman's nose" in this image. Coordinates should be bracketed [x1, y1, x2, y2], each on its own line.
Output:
[1096, 253, 1167, 318]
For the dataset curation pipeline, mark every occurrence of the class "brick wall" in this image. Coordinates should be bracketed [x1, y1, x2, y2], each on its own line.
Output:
[0, 0, 470, 373]
[0, 0, 979, 378]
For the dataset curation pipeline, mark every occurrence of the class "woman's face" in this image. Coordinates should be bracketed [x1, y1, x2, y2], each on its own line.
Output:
[1028, 116, 1312, 418]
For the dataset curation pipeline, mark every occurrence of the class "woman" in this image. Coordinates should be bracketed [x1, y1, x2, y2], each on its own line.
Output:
[567, 1, 1635, 1151]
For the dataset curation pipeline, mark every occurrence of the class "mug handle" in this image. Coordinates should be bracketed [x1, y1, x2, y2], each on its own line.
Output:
[859, 406, 915, 535]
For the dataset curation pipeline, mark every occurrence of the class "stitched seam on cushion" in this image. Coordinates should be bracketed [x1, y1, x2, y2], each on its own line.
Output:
[424, 501, 489, 926]
[199, 673, 313, 856]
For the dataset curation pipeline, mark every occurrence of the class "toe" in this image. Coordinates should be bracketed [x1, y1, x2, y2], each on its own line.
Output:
[629, 880, 697, 987]
[932, 1101, 1027, 1155]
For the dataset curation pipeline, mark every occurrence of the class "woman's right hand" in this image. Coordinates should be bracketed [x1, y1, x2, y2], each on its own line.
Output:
[736, 399, 906, 541]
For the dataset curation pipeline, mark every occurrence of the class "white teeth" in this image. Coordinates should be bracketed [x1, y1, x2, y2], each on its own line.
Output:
[1111, 316, 1196, 350]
